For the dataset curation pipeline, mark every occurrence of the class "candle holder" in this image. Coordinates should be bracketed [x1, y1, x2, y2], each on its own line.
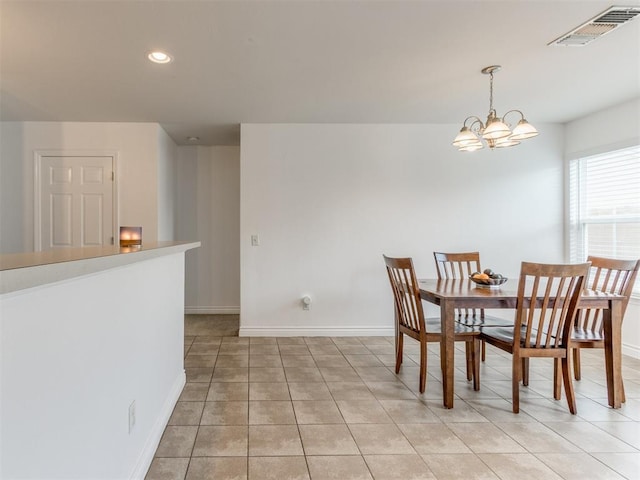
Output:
[119, 226, 142, 247]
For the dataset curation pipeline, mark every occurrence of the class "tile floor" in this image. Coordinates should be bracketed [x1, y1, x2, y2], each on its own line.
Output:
[145, 315, 640, 480]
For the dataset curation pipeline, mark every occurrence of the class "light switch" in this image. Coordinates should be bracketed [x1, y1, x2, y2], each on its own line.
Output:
[251, 234, 260, 246]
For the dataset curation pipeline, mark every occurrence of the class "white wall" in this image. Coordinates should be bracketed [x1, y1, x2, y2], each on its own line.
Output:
[177, 146, 240, 313]
[157, 127, 177, 241]
[565, 97, 640, 358]
[240, 123, 565, 336]
[0, 121, 169, 253]
[1, 252, 186, 479]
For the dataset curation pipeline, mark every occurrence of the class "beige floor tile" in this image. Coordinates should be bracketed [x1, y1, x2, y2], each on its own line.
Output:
[185, 368, 213, 383]
[421, 453, 499, 480]
[344, 354, 383, 367]
[319, 367, 361, 382]
[285, 367, 324, 382]
[293, 400, 345, 424]
[250, 344, 280, 355]
[478, 453, 563, 480]
[288, 382, 333, 401]
[304, 337, 335, 345]
[495, 422, 581, 453]
[249, 367, 286, 382]
[145, 457, 190, 480]
[207, 382, 249, 401]
[249, 400, 296, 424]
[248, 457, 310, 480]
[447, 423, 527, 454]
[591, 453, 640, 480]
[363, 454, 435, 480]
[543, 421, 637, 452]
[423, 399, 489, 423]
[155, 426, 198, 457]
[215, 355, 250, 368]
[212, 367, 249, 382]
[464, 399, 537, 423]
[349, 424, 416, 454]
[356, 367, 400, 383]
[326, 382, 374, 400]
[250, 337, 278, 345]
[306, 455, 373, 480]
[366, 381, 417, 399]
[336, 399, 393, 423]
[299, 424, 360, 455]
[378, 399, 441, 424]
[281, 355, 317, 367]
[278, 345, 312, 355]
[185, 355, 217, 368]
[536, 453, 626, 479]
[313, 355, 351, 367]
[399, 423, 470, 454]
[192, 426, 248, 457]
[249, 425, 304, 456]
[308, 345, 342, 355]
[187, 344, 220, 355]
[168, 402, 205, 426]
[592, 421, 640, 449]
[186, 457, 247, 480]
[276, 337, 307, 345]
[249, 382, 291, 400]
[200, 401, 248, 425]
[338, 346, 372, 355]
[218, 344, 250, 355]
[179, 383, 209, 402]
[249, 354, 283, 367]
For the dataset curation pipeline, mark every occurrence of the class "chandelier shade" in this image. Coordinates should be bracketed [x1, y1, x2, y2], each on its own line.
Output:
[453, 65, 539, 152]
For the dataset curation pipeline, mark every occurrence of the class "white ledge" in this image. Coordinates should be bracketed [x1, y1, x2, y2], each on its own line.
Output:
[0, 241, 200, 295]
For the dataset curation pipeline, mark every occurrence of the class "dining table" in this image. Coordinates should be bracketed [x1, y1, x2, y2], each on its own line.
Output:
[418, 278, 626, 409]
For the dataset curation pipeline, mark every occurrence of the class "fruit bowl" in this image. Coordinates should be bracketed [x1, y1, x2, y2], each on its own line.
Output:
[469, 271, 508, 288]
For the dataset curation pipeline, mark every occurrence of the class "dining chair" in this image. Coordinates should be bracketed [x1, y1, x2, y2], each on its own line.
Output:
[571, 256, 640, 402]
[434, 251, 513, 361]
[383, 255, 481, 394]
[479, 261, 591, 414]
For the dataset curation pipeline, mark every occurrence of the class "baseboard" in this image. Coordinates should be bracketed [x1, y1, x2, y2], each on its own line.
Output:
[129, 370, 186, 480]
[239, 326, 395, 337]
[185, 306, 240, 314]
[622, 342, 640, 360]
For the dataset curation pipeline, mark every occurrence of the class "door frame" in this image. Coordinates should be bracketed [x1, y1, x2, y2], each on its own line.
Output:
[33, 150, 119, 251]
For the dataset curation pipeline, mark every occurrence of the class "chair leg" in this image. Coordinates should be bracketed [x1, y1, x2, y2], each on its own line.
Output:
[395, 332, 403, 374]
[481, 339, 486, 362]
[419, 339, 427, 393]
[512, 355, 520, 414]
[472, 339, 481, 391]
[465, 342, 473, 381]
[561, 355, 577, 414]
[553, 358, 562, 400]
[573, 347, 581, 380]
[521, 358, 529, 386]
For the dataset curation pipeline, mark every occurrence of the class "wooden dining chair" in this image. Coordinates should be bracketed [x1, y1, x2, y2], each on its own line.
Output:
[434, 252, 513, 361]
[479, 261, 591, 414]
[571, 256, 640, 402]
[383, 255, 481, 393]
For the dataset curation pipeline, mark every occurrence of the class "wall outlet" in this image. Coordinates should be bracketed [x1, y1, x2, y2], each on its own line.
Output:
[128, 400, 136, 433]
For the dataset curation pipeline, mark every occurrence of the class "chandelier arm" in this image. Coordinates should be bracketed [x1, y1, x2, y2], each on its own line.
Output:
[463, 116, 485, 130]
[502, 109, 526, 125]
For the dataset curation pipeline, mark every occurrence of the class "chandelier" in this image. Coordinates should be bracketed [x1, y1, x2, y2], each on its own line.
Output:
[453, 65, 539, 152]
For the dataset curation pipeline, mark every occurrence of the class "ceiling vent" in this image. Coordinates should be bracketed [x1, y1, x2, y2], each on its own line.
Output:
[549, 6, 640, 46]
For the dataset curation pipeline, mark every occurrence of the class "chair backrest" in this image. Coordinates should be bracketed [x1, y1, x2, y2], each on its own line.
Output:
[577, 256, 640, 334]
[383, 255, 425, 336]
[434, 251, 481, 279]
[514, 261, 590, 349]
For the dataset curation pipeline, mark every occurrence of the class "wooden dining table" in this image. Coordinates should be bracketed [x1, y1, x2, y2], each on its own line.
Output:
[418, 278, 626, 409]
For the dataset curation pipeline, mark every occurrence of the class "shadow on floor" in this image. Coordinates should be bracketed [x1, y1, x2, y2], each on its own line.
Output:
[185, 314, 239, 337]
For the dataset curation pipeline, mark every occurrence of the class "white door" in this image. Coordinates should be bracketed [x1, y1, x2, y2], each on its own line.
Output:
[37, 155, 115, 250]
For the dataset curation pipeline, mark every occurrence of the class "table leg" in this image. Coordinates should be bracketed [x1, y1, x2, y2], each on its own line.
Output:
[441, 300, 455, 409]
[603, 300, 623, 408]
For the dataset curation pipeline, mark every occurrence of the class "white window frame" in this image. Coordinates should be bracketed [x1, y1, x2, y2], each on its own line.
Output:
[567, 145, 640, 296]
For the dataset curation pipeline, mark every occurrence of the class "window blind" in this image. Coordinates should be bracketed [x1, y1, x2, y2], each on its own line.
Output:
[569, 145, 640, 294]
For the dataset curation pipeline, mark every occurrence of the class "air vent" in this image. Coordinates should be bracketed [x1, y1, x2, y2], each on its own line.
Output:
[549, 6, 640, 46]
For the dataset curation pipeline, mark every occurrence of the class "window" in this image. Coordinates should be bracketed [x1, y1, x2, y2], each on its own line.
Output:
[568, 145, 640, 293]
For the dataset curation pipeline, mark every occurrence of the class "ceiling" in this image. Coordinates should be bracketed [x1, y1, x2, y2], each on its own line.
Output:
[1, 0, 639, 146]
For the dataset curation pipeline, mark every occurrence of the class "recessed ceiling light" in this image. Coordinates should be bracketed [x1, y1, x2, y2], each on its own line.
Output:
[147, 50, 173, 64]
